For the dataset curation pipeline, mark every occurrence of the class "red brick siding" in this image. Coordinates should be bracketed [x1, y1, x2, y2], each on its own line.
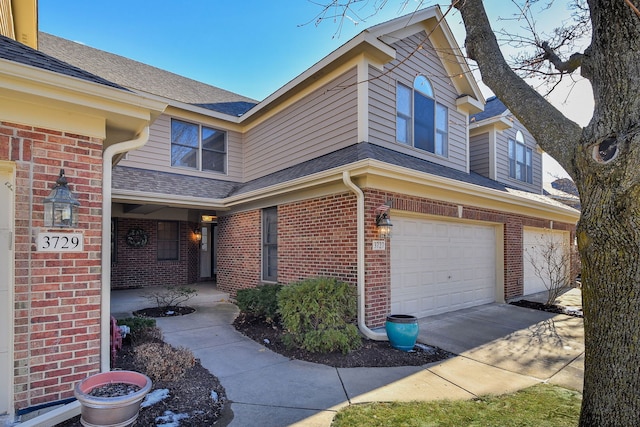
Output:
[215, 189, 576, 329]
[278, 193, 358, 285]
[110, 218, 199, 289]
[2, 121, 103, 411]
[216, 211, 262, 296]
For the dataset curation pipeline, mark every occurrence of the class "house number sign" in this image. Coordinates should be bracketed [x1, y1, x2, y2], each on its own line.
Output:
[37, 232, 84, 252]
[372, 240, 386, 251]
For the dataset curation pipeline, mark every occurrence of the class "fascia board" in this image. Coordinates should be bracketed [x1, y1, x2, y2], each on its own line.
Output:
[0, 60, 166, 133]
[112, 190, 229, 210]
[361, 159, 579, 222]
[469, 116, 513, 133]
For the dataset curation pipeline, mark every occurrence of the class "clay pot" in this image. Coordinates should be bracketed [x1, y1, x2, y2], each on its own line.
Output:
[74, 370, 152, 427]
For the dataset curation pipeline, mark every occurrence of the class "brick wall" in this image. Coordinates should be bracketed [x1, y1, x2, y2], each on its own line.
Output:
[216, 210, 261, 295]
[111, 218, 199, 289]
[1, 121, 103, 411]
[215, 188, 576, 328]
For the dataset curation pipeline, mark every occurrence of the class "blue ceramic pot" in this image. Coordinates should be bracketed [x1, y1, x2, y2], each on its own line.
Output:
[385, 314, 419, 351]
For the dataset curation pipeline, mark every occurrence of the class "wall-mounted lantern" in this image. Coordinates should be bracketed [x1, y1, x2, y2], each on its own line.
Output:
[44, 169, 80, 228]
[194, 227, 202, 242]
[375, 202, 393, 238]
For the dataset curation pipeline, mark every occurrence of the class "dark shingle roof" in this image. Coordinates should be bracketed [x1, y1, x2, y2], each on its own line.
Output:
[38, 32, 257, 116]
[113, 142, 575, 212]
[470, 96, 508, 123]
[0, 34, 126, 90]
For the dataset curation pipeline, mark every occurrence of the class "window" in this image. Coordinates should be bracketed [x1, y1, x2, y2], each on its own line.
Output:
[262, 207, 278, 282]
[396, 75, 448, 156]
[171, 119, 226, 173]
[508, 131, 533, 184]
[157, 221, 179, 260]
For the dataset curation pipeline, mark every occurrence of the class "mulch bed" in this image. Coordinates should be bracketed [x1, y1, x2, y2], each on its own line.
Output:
[509, 299, 583, 318]
[133, 305, 196, 317]
[232, 313, 455, 368]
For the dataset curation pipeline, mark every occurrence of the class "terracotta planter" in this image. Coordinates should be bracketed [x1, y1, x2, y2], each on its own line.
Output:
[74, 370, 152, 427]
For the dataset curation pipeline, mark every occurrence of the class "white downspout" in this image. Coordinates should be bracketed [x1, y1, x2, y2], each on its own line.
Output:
[17, 129, 150, 427]
[342, 171, 387, 341]
[100, 127, 150, 371]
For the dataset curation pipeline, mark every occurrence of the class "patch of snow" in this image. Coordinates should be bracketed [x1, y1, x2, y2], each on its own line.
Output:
[414, 343, 437, 354]
[141, 388, 170, 408]
[155, 411, 189, 427]
[210, 390, 218, 402]
[118, 324, 130, 338]
[165, 310, 175, 315]
[263, 338, 270, 345]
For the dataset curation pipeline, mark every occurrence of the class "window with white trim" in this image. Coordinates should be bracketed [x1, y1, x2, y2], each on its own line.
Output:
[508, 130, 533, 184]
[171, 118, 226, 173]
[396, 75, 448, 157]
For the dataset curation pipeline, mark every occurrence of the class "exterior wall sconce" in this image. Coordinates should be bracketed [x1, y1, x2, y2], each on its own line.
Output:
[194, 227, 202, 241]
[375, 203, 393, 238]
[44, 169, 80, 228]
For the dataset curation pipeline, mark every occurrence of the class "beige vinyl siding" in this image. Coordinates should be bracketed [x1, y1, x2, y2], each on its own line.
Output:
[368, 32, 468, 173]
[243, 68, 358, 182]
[495, 120, 543, 193]
[119, 113, 243, 182]
[470, 132, 490, 178]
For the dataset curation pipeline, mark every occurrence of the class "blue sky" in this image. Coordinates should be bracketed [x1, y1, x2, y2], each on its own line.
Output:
[38, 1, 589, 180]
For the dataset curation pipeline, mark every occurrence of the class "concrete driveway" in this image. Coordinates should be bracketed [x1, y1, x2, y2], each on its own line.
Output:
[418, 289, 584, 392]
[111, 286, 584, 426]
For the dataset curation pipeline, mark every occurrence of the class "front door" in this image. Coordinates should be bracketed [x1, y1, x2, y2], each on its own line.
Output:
[0, 163, 14, 416]
[199, 224, 217, 279]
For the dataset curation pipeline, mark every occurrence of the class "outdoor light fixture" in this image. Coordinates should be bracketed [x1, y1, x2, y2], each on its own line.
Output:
[375, 203, 393, 238]
[44, 169, 80, 228]
[194, 227, 202, 241]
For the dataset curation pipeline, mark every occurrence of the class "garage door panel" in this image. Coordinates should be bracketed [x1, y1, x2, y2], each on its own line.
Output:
[391, 216, 497, 318]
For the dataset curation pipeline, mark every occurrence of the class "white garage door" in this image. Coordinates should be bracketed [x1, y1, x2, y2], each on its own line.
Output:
[523, 228, 570, 295]
[391, 216, 497, 318]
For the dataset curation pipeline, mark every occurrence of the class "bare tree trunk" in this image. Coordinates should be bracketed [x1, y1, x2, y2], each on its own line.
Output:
[456, 0, 640, 424]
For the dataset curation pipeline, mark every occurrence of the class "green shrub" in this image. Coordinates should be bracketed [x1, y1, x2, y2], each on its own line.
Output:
[236, 284, 282, 323]
[277, 277, 361, 354]
[117, 317, 161, 344]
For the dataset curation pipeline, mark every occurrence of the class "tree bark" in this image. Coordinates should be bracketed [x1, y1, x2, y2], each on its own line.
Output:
[456, 1, 640, 425]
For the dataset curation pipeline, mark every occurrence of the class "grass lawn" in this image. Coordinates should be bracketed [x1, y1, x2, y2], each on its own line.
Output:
[331, 384, 581, 427]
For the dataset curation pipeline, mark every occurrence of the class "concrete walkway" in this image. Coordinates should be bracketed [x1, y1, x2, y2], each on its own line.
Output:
[111, 285, 584, 427]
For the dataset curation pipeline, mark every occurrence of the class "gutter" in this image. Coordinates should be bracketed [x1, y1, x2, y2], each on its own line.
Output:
[342, 171, 387, 341]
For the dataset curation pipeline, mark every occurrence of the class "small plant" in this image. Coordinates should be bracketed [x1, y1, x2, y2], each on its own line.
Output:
[525, 233, 575, 305]
[236, 284, 282, 323]
[277, 277, 361, 354]
[145, 285, 197, 313]
[134, 342, 195, 382]
[118, 317, 162, 345]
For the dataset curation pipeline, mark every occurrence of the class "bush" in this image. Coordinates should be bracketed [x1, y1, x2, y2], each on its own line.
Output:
[134, 342, 195, 382]
[118, 317, 162, 345]
[277, 277, 361, 354]
[236, 284, 282, 323]
[145, 285, 197, 311]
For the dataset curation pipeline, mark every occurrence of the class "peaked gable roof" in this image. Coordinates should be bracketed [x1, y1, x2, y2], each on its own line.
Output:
[38, 32, 258, 117]
[470, 96, 508, 123]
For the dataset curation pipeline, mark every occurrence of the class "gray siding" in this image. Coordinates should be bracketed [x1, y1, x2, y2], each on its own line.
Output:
[470, 132, 490, 178]
[243, 68, 358, 182]
[119, 113, 243, 182]
[495, 119, 543, 193]
[368, 32, 468, 173]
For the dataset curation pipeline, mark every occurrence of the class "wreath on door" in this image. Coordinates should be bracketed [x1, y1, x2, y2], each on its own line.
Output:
[126, 227, 148, 248]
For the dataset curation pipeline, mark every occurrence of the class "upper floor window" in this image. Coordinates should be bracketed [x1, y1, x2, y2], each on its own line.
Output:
[508, 130, 532, 184]
[171, 119, 226, 173]
[396, 75, 448, 157]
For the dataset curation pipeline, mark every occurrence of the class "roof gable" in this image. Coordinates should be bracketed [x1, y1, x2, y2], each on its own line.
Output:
[470, 96, 508, 123]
